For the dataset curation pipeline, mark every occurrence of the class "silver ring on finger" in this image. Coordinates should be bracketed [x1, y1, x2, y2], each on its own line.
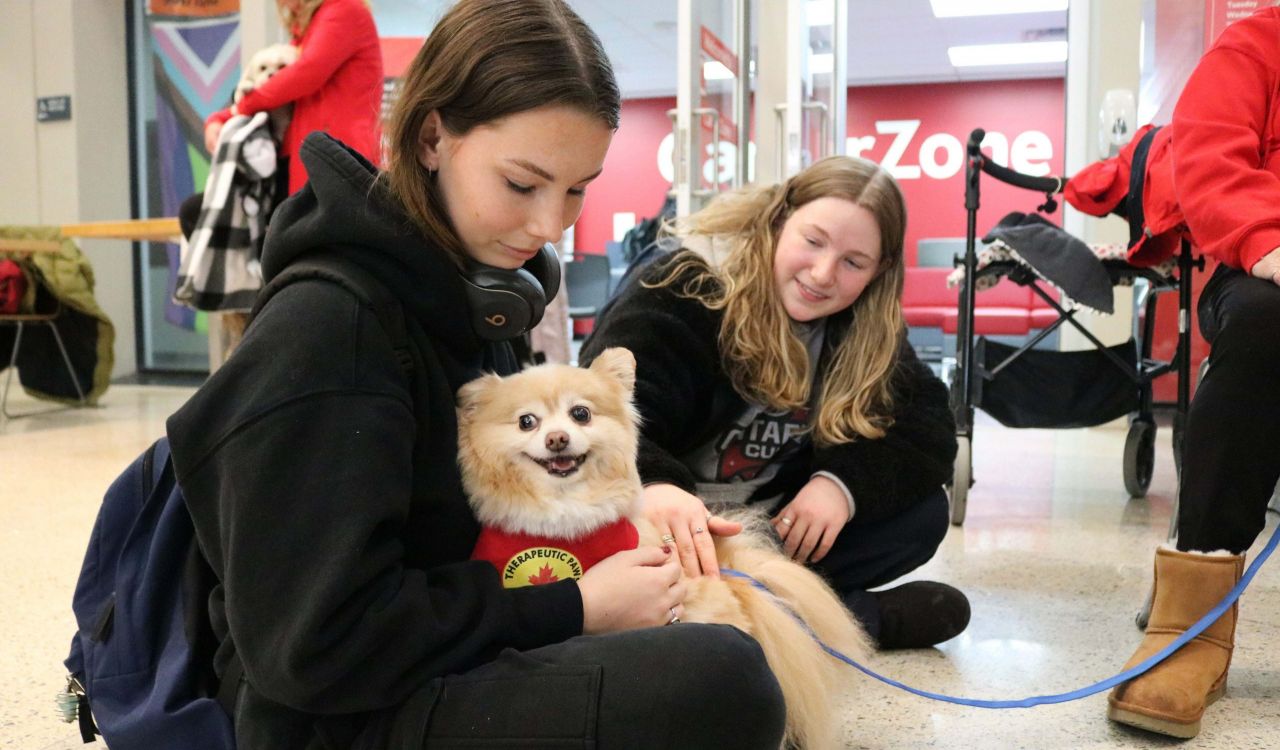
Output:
[660, 533, 677, 544]
[780, 516, 794, 526]
[694, 526, 704, 534]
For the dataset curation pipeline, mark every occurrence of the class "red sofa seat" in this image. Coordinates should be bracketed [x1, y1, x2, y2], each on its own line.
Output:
[905, 267, 1050, 336]
[901, 267, 954, 327]
[941, 308, 1031, 335]
[1029, 286, 1062, 328]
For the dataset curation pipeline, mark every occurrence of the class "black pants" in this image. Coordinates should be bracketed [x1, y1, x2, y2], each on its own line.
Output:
[1177, 264, 1280, 553]
[801, 488, 951, 636]
[385, 624, 786, 749]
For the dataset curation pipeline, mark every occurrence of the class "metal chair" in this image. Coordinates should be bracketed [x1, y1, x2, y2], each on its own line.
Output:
[565, 254, 612, 322]
[0, 243, 89, 420]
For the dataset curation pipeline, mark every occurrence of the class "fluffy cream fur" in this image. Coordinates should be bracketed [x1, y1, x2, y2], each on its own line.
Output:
[457, 348, 642, 539]
[234, 43, 299, 103]
[456, 347, 872, 749]
[234, 43, 299, 140]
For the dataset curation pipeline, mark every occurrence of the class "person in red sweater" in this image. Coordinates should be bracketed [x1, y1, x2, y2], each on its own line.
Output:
[204, 0, 383, 196]
[1107, 6, 1280, 739]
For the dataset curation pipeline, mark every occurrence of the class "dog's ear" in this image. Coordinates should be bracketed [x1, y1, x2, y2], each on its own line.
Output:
[456, 372, 502, 421]
[588, 347, 636, 392]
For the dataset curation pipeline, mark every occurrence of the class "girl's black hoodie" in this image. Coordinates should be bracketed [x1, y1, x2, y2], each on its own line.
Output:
[167, 133, 582, 748]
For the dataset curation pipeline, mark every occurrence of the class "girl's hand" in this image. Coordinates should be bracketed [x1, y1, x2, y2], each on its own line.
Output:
[640, 483, 741, 578]
[771, 475, 851, 564]
[1251, 247, 1280, 287]
[203, 121, 224, 155]
[577, 546, 686, 633]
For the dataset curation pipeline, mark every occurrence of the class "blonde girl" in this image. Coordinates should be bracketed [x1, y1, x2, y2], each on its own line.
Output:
[582, 155, 970, 649]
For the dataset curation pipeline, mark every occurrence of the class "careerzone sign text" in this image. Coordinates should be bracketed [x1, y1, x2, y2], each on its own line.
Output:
[657, 120, 1053, 185]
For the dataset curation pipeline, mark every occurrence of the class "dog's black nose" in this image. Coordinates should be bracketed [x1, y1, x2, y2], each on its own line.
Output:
[545, 431, 569, 452]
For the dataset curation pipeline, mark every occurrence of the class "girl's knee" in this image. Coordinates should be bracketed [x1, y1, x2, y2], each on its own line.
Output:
[915, 487, 951, 552]
[660, 625, 786, 741]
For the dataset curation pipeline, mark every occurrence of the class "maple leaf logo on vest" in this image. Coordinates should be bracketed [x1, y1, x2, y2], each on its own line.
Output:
[527, 564, 559, 586]
[501, 546, 584, 589]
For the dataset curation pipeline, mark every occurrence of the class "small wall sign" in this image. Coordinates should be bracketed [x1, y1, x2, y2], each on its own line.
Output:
[37, 96, 72, 122]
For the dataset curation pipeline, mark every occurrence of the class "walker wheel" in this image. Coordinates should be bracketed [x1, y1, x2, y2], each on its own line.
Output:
[948, 436, 972, 526]
[1123, 419, 1156, 498]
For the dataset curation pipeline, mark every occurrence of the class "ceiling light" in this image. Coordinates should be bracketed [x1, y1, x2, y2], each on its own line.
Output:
[931, 0, 1068, 17]
[948, 41, 1068, 66]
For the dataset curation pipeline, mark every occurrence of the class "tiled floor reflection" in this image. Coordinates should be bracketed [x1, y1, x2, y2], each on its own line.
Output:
[3, 388, 1277, 749]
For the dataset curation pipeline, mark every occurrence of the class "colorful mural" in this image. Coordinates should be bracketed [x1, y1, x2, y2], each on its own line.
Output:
[143, 7, 240, 329]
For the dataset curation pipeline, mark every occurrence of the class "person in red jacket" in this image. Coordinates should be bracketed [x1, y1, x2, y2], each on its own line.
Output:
[204, 0, 383, 196]
[1107, 6, 1280, 739]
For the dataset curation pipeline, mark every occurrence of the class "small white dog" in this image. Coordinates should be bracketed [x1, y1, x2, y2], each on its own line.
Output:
[234, 43, 299, 141]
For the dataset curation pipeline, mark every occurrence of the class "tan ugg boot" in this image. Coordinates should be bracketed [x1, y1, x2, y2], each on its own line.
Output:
[1107, 547, 1244, 738]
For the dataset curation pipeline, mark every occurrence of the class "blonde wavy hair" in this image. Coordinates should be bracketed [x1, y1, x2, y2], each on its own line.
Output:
[651, 156, 907, 445]
[276, 0, 369, 37]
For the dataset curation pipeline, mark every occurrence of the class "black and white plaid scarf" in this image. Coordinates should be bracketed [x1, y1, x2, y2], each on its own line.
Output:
[174, 112, 278, 312]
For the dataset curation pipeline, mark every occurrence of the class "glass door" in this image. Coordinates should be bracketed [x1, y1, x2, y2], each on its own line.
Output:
[802, 0, 847, 168]
[673, 0, 751, 218]
[754, 0, 847, 184]
[128, 0, 243, 372]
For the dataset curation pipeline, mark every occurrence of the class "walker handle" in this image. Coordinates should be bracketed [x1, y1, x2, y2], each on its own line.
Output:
[967, 128, 985, 157]
[980, 158, 1065, 194]
[966, 127, 1064, 194]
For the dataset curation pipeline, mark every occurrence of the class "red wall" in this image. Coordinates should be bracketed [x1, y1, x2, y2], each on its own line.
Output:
[574, 79, 1066, 266]
[575, 97, 677, 256]
[845, 79, 1065, 264]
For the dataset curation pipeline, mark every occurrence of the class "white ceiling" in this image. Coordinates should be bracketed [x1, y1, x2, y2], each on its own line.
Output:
[373, 0, 1068, 98]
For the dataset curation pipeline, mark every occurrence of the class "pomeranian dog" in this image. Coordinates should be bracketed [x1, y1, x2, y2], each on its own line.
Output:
[457, 347, 870, 749]
[233, 43, 298, 141]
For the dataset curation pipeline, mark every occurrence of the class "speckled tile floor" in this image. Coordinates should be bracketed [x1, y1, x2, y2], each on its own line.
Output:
[2, 386, 1277, 749]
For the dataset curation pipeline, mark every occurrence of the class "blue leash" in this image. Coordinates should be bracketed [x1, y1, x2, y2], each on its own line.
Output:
[721, 521, 1280, 709]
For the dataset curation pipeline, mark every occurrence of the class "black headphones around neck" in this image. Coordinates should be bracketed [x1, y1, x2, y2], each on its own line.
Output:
[460, 244, 562, 341]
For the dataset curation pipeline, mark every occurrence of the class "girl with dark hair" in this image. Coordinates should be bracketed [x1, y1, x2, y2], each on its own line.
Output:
[581, 156, 970, 651]
[166, 1, 785, 747]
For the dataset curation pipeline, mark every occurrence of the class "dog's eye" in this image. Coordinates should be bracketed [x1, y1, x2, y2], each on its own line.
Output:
[518, 414, 539, 431]
[569, 406, 591, 424]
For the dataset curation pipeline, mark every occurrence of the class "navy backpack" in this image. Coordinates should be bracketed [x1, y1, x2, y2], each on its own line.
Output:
[61, 255, 413, 747]
[62, 437, 235, 747]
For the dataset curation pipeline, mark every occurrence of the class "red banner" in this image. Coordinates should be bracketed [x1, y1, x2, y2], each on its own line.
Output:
[1205, 0, 1275, 46]
[700, 26, 738, 77]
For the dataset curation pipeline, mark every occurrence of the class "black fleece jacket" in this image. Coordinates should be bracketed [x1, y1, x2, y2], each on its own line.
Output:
[580, 251, 957, 524]
[167, 134, 582, 749]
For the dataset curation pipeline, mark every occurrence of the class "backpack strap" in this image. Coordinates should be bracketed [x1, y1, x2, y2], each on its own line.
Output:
[250, 255, 414, 376]
[1125, 125, 1162, 251]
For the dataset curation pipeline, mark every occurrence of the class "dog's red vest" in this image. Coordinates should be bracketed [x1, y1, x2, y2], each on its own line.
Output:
[471, 519, 639, 589]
